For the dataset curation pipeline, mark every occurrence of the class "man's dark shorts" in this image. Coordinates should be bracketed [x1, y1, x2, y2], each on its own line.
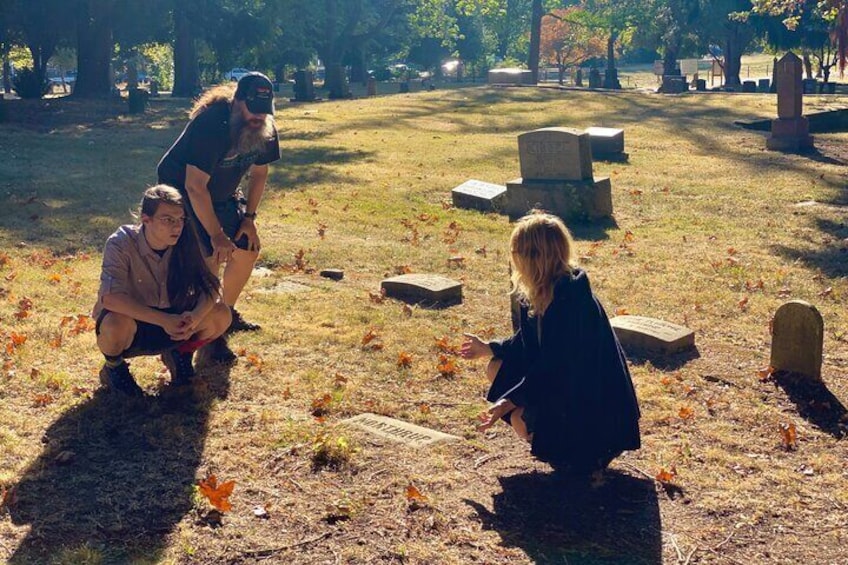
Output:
[186, 196, 251, 257]
[96, 308, 184, 357]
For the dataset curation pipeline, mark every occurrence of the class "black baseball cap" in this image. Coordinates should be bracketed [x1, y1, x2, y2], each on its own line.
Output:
[235, 72, 275, 115]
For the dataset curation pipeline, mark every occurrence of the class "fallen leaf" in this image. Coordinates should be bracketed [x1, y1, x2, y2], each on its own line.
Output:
[615, 307, 629, 316]
[197, 475, 235, 513]
[419, 403, 430, 414]
[394, 265, 412, 275]
[33, 394, 54, 407]
[437, 354, 457, 378]
[406, 485, 428, 503]
[245, 354, 264, 371]
[369, 290, 386, 304]
[678, 406, 695, 420]
[397, 352, 413, 368]
[434, 336, 459, 355]
[780, 422, 797, 450]
[655, 466, 677, 483]
[281, 387, 292, 400]
[402, 304, 413, 317]
[738, 295, 749, 310]
[756, 366, 775, 382]
[623, 230, 635, 243]
[362, 329, 379, 345]
[311, 393, 332, 416]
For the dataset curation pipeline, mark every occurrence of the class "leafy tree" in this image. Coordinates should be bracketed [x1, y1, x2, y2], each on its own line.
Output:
[540, 6, 605, 84]
[8, 0, 73, 88]
[574, 0, 649, 88]
[697, 0, 759, 88]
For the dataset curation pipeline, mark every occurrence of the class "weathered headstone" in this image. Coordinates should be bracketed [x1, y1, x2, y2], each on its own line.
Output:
[742, 80, 757, 93]
[381, 274, 462, 306]
[770, 301, 823, 381]
[503, 128, 613, 221]
[768, 52, 814, 151]
[610, 316, 695, 356]
[292, 70, 316, 102]
[451, 179, 506, 212]
[585, 126, 627, 161]
[343, 413, 460, 448]
[367, 77, 377, 97]
[661, 75, 687, 93]
[399, 81, 410, 93]
[588, 68, 602, 89]
[488, 68, 534, 85]
[695, 79, 707, 91]
[757, 78, 770, 93]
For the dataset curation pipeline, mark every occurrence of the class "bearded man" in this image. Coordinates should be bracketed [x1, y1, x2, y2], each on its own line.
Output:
[157, 72, 280, 361]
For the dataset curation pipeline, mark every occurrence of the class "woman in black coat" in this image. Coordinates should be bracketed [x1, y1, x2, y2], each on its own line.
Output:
[462, 212, 640, 474]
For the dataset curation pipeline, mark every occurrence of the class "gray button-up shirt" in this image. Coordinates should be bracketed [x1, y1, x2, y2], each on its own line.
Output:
[92, 224, 173, 319]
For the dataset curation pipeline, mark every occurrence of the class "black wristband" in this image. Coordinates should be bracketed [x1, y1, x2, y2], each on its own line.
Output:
[243, 211, 257, 219]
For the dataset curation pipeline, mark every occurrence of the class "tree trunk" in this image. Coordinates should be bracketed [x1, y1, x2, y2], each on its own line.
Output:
[802, 53, 813, 80]
[723, 38, 742, 88]
[603, 31, 620, 89]
[74, 1, 114, 98]
[2, 41, 11, 94]
[172, 5, 199, 97]
[528, 0, 543, 84]
[325, 62, 349, 99]
[350, 48, 367, 85]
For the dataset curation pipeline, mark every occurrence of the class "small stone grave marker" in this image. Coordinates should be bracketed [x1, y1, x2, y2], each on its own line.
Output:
[251, 266, 275, 278]
[610, 316, 695, 355]
[320, 269, 344, 281]
[381, 273, 462, 306]
[451, 179, 506, 212]
[585, 127, 626, 160]
[770, 300, 823, 381]
[343, 413, 460, 447]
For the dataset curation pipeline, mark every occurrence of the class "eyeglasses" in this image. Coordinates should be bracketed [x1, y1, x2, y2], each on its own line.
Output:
[154, 215, 186, 227]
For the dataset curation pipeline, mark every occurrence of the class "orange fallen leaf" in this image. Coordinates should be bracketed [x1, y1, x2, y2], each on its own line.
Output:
[0, 485, 17, 510]
[434, 336, 459, 355]
[281, 387, 292, 400]
[727, 247, 737, 255]
[397, 352, 413, 368]
[245, 354, 264, 371]
[419, 403, 430, 414]
[437, 354, 457, 378]
[738, 295, 749, 310]
[678, 406, 694, 420]
[49, 334, 63, 348]
[623, 230, 635, 243]
[362, 329, 379, 346]
[757, 366, 775, 382]
[394, 265, 412, 275]
[780, 422, 797, 450]
[197, 475, 235, 512]
[33, 394, 54, 408]
[369, 290, 386, 304]
[311, 393, 332, 416]
[405, 485, 428, 503]
[317, 223, 327, 239]
[615, 307, 629, 316]
[333, 373, 348, 388]
[655, 466, 677, 483]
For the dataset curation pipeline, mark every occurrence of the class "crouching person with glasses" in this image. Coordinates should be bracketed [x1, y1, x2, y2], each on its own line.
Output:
[93, 185, 232, 396]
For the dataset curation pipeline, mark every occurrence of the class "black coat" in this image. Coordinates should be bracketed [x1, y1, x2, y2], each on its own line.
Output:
[488, 269, 641, 467]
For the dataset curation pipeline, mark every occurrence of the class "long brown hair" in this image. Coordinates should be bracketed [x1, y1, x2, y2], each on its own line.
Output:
[139, 185, 220, 311]
[189, 84, 235, 119]
[509, 212, 577, 316]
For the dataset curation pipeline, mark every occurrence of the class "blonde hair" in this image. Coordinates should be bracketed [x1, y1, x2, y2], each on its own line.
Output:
[189, 84, 236, 119]
[509, 212, 578, 316]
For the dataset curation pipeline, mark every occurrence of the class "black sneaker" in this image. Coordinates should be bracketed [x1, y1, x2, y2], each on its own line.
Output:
[228, 308, 261, 333]
[99, 362, 144, 397]
[162, 349, 195, 386]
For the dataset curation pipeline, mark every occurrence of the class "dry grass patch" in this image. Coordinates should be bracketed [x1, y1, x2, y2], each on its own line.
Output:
[0, 86, 847, 564]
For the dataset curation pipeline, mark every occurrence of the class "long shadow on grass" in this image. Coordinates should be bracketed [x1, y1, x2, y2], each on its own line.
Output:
[772, 217, 848, 278]
[267, 146, 375, 193]
[7, 365, 230, 564]
[774, 372, 848, 439]
[466, 470, 661, 564]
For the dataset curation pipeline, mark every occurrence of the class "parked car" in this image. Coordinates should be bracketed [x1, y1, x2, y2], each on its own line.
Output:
[224, 67, 252, 81]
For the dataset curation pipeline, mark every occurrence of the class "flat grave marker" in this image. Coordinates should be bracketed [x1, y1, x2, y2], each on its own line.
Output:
[343, 413, 460, 448]
[610, 315, 695, 355]
[451, 179, 506, 212]
[381, 273, 462, 306]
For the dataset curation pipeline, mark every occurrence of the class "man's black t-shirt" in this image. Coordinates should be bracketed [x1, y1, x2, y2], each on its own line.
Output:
[157, 102, 280, 202]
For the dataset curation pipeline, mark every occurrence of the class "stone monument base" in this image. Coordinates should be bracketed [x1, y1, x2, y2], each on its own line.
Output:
[503, 177, 612, 221]
[767, 117, 814, 151]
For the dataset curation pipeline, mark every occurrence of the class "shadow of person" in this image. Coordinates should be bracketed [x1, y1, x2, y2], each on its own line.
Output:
[8, 363, 231, 564]
[465, 469, 662, 564]
[774, 371, 848, 439]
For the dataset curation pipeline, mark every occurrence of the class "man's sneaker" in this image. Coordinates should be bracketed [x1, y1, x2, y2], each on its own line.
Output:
[162, 349, 196, 386]
[99, 361, 144, 397]
[228, 308, 261, 333]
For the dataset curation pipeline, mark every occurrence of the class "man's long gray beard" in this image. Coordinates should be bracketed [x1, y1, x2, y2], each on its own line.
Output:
[230, 111, 274, 155]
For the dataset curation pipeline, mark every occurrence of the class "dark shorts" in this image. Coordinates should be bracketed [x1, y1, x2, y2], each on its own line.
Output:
[184, 195, 251, 257]
[96, 308, 184, 357]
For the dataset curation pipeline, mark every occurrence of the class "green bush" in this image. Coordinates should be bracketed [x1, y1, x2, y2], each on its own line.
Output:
[12, 67, 49, 99]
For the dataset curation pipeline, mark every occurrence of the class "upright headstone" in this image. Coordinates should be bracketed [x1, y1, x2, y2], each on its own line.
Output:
[742, 80, 757, 93]
[503, 128, 613, 221]
[588, 68, 602, 89]
[767, 52, 814, 151]
[367, 77, 377, 96]
[757, 79, 770, 93]
[585, 127, 627, 161]
[770, 300, 823, 381]
[292, 70, 316, 102]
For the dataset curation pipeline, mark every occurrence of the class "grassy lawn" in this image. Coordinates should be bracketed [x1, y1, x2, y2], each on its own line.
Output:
[1, 83, 847, 564]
